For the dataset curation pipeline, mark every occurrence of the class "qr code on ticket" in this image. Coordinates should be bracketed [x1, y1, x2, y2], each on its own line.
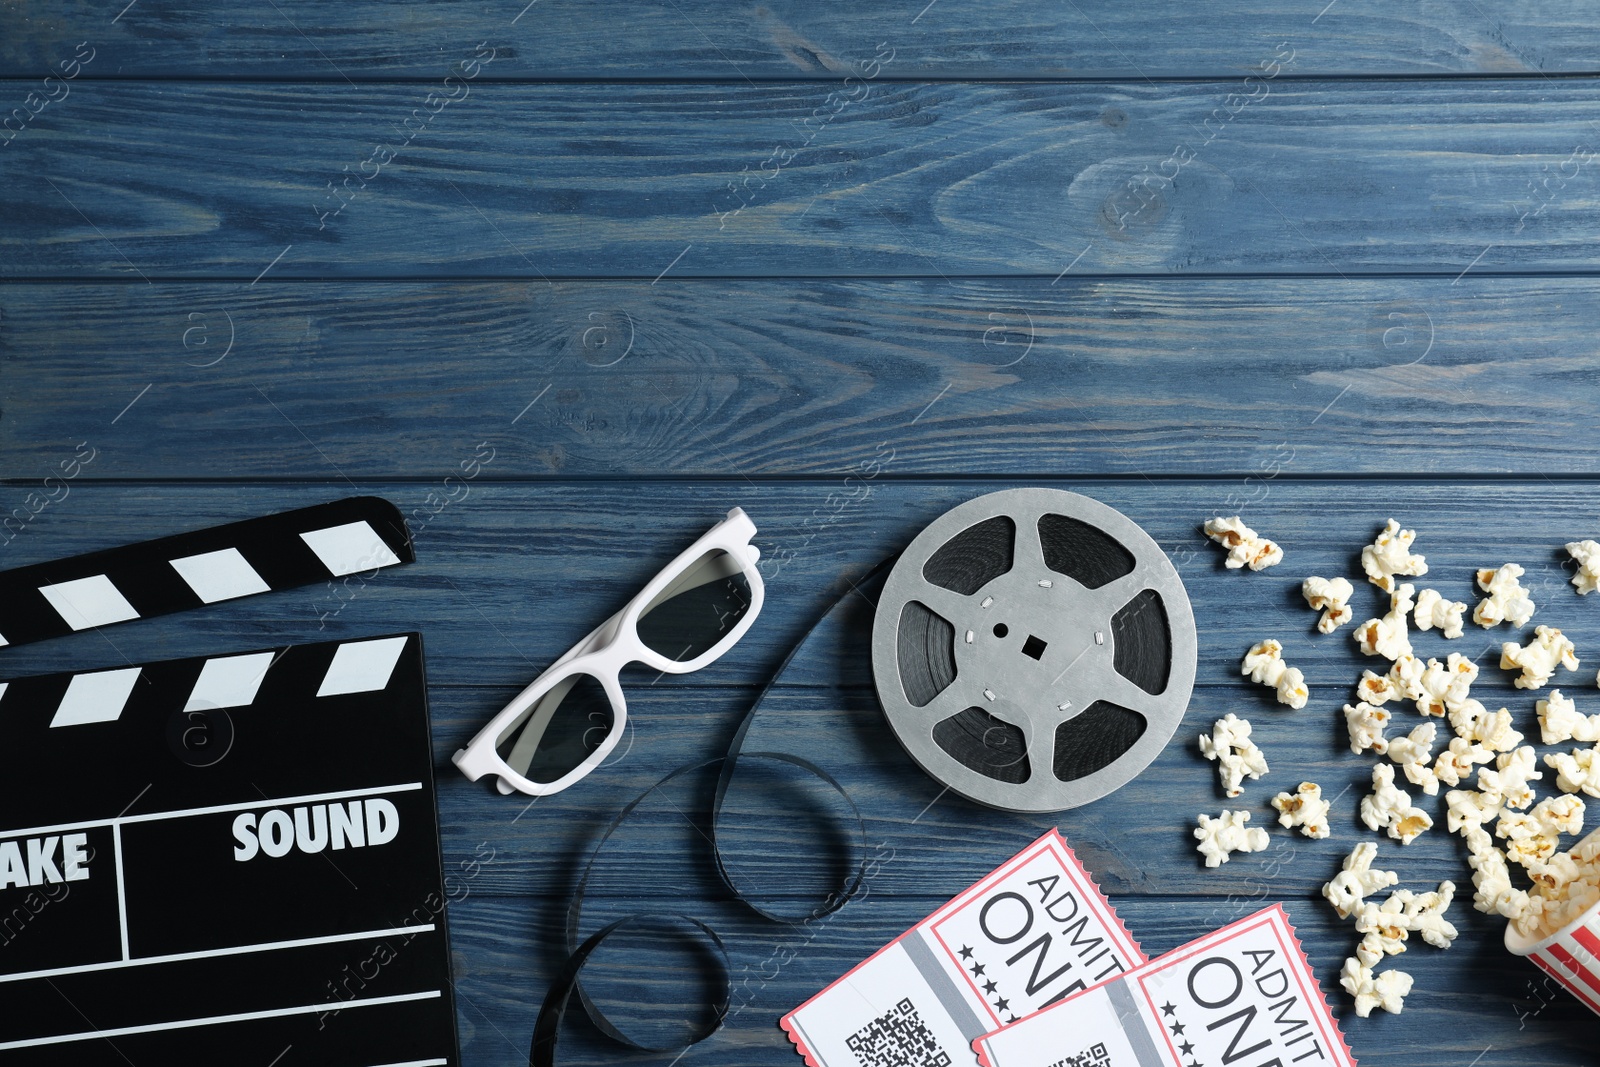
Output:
[845, 998, 952, 1067]
[1058, 1044, 1112, 1067]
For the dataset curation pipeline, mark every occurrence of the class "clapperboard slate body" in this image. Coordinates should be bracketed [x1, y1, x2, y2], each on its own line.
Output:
[0, 630, 459, 1065]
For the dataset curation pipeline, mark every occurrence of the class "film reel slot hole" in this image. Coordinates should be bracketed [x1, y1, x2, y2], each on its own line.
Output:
[992, 623, 1009, 638]
[1021, 635, 1047, 660]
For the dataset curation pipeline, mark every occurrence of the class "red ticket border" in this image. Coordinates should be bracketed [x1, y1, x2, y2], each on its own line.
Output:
[780, 829, 1144, 1067]
[972, 904, 1356, 1067]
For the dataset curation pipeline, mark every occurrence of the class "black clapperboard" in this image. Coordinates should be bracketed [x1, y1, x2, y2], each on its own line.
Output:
[0, 499, 460, 1066]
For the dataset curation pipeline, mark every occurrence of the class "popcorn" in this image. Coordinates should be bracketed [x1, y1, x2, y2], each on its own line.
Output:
[1352, 895, 1410, 957]
[1194, 809, 1270, 867]
[1474, 563, 1535, 628]
[1445, 788, 1504, 833]
[1415, 653, 1479, 718]
[1323, 841, 1400, 919]
[1361, 763, 1434, 844]
[1497, 795, 1585, 868]
[1500, 625, 1579, 690]
[1546, 745, 1600, 798]
[1448, 699, 1524, 753]
[1357, 669, 1397, 705]
[1354, 931, 1395, 968]
[1241, 639, 1309, 709]
[1361, 519, 1429, 593]
[1203, 516, 1282, 571]
[1357, 882, 1459, 951]
[1413, 588, 1467, 639]
[1567, 540, 1600, 596]
[1344, 701, 1391, 755]
[1538, 689, 1600, 745]
[1302, 575, 1355, 633]
[1388, 653, 1427, 701]
[1198, 713, 1268, 798]
[1340, 957, 1413, 1018]
[1467, 842, 1531, 919]
[1434, 737, 1496, 789]
[1387, 722, 1440, 795]
[1476, 746, 1543, 811]
[1354, 583, 1415, 661]
[1272, 781, 1332, 839]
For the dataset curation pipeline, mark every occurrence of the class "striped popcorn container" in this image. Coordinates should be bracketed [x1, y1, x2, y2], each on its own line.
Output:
[1505, 827, 1600, 1015]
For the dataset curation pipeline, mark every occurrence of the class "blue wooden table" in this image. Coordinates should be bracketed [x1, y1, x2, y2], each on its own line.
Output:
[4, 3, 1600, 1064]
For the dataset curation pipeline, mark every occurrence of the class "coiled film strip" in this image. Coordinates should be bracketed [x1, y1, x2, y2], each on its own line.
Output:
[871, 489, 1196, 813]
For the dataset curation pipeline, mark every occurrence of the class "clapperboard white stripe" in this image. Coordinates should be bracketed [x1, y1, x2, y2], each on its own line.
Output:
[184, 650, 277, 711]
[44, 636, 409, 729]
[38, 574, 141, 631]
[300, 520, 405, 577]
[0, 991, 443, 1051]
[0, 497, 412, 649]
[168, 547, 272, 604]
[318, 635, 412, 697]
[49, 667, 142, 728]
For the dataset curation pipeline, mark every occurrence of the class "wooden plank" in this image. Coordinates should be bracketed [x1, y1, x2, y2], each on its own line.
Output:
[0, 1, 1591, 80]
[4, 80, 1599, 279]
[0, 480, 1592, 909]
[0, 480, 1591, 686]
[444, 893, 1593, 1066]
[3, 276, 1596, 479]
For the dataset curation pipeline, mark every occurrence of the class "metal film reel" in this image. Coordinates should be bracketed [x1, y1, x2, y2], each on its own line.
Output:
[871, 489, 1196, 813]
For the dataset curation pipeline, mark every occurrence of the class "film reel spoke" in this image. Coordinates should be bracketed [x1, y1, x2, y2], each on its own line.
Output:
[1086, 569, 1155, 618]
[873, 489, 1196, 812]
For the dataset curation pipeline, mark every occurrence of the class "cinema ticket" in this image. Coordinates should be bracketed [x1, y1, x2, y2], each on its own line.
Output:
[782, 829, 1144, 1067]
[973, 904, 1355, 1067]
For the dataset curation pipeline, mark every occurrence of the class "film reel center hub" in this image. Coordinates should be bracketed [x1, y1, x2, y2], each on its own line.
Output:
[871, 489, 1197, 813]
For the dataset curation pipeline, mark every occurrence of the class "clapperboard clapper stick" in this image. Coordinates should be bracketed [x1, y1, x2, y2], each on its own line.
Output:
[0, 633, 458, 1065]
[0, 496, 413, 648]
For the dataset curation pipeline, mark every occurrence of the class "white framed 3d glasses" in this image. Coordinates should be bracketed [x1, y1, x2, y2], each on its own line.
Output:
[452, 508, 764, 796]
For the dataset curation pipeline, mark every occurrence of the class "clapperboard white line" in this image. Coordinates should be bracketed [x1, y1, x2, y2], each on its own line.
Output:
[0, 782, 424, 841]
[367, 1060, 449, 1067]
[0, 990, 442, 1051]
[0, 925, 439, 986]
[113, 822, 130, 962]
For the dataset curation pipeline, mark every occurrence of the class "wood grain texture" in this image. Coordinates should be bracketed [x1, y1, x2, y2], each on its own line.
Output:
[0, 0, 1590, 80]
[5, 80, 1600, 278]
[3, 276, 1598, 479]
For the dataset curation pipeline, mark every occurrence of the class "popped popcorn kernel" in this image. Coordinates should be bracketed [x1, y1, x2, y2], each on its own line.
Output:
[1500, 624, 1579, 690]
[1354, 583, 1415, 662]
[1194, 809, 1270, 868]
[1566, 539, 1600, 596]
[1199, 713, 1268, 798]
[1413, 588, 1467, 639]
[1204, 516, 1283, 571]
[1242, 639, 1309, 709]
[1303, 575, 1356, 633]
[1474, 563, 1536, 628]
[1361, 519, 1428, 593]
[1272, 781, 1332, 839]
[1361, 763, 1433, 844]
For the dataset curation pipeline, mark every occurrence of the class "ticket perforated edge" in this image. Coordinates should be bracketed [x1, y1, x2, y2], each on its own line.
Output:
[781, 829, 1145, 1067]
[973, 903, 1357, 1067]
